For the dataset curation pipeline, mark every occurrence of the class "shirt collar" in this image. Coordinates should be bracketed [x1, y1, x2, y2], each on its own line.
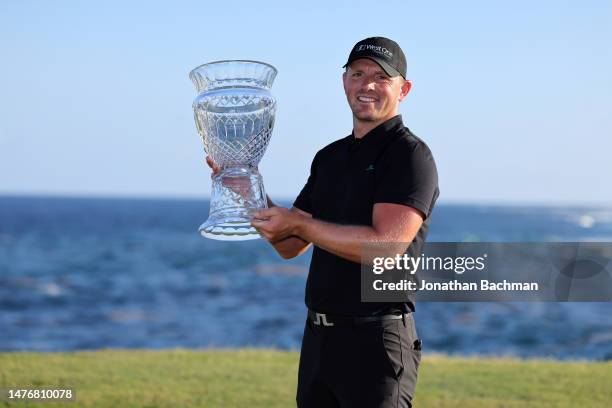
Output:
[350, 115, 404, 147]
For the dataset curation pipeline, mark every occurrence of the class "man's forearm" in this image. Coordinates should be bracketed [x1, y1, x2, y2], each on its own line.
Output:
[253, 203, 422, 264]
[265, 195, 311, 259]
[270, 235, 311, 259]
[294, 218, 379, 264]
[293, 209, 419, 264]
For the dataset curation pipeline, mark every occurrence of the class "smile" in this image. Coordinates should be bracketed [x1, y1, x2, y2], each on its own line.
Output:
[357, 96, 378, 103]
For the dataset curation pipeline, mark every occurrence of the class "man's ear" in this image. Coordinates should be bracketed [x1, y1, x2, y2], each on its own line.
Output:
[342, 71, 348, 91]
[398, 79, 412, 101]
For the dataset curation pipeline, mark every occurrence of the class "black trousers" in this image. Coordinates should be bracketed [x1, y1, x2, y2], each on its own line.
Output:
[296, 313, 422, 408]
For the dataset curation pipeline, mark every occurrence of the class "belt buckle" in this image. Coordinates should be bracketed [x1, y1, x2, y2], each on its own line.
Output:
[313, 312, 334, 327]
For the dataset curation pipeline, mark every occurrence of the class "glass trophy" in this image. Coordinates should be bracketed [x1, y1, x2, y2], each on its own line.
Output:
[190, 60, 277, 240]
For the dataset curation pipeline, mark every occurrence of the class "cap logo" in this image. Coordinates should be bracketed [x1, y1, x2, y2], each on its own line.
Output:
[355, 44, 393, 59]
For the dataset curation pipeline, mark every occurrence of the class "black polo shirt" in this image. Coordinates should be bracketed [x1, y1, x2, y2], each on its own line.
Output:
[293, 115, 439, 316]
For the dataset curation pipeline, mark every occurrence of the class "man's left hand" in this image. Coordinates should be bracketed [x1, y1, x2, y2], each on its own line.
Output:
[251, 207, 301, 243]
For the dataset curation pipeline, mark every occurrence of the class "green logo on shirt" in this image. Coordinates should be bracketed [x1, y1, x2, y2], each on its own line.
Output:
[365, 164, 375, 172]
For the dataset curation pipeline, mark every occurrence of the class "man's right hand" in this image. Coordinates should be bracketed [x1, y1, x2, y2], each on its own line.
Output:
[204, 155, 254, 200]
[205, 155, 221, 177]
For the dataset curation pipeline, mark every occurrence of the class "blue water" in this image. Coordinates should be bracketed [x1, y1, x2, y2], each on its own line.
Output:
[1, 196, 611, 360]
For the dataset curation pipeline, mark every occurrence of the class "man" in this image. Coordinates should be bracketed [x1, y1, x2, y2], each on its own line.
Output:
[208, 36, 438, 408]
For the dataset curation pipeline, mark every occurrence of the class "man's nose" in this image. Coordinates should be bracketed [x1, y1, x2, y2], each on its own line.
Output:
[358, 76, 376, 91]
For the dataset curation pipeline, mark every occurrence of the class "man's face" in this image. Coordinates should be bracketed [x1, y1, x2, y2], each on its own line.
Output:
[342, 58, 411, 124]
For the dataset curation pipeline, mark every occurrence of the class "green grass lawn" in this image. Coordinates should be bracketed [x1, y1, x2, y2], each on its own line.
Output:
[1, 349, 610, 407]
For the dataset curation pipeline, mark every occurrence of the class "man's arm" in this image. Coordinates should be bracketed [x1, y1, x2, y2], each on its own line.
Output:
[252, 203, 424, 264]
[265, 196, 313, 259]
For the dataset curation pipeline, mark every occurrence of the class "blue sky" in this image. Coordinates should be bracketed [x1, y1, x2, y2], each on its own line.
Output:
[1, 0, 610, 205]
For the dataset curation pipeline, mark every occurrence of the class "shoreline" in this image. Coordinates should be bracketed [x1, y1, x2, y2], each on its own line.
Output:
[1, 348, 610, 363]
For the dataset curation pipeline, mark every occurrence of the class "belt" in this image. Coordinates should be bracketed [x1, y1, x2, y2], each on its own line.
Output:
[307, 309, 407, 327]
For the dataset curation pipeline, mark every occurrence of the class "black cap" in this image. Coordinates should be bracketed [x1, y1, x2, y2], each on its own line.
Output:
[343, 37, 407, 79]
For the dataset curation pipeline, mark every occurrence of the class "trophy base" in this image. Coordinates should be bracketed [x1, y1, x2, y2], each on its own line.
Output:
[199, 166, 267, 241]
[199, 219, 261, 241]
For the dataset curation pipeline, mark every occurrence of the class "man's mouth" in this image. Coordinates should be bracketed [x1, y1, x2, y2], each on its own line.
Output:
[357, 95, 378, 103]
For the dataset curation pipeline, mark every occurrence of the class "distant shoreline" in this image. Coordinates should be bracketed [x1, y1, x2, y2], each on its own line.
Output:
[1, 193, 611, 208]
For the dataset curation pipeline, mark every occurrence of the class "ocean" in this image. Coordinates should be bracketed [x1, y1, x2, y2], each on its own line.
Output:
[1, 195, 611, 360]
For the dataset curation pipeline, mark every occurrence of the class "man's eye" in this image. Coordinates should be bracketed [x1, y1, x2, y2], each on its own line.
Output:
[376, 75, 389, 80]
[352, 72, 362, 77]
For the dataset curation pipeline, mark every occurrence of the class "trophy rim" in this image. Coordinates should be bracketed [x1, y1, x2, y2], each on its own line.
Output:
[189, 59, 278, 79]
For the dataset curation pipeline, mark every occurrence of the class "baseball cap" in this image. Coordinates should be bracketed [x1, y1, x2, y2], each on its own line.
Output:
[343, 37, 407, 79]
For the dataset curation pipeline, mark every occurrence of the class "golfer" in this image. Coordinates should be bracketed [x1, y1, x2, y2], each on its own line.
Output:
[208, 36, 439, 408]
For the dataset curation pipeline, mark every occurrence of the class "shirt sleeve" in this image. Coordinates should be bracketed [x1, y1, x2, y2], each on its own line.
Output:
[293, 151, 320, 214]
[373, 141, 439, 219]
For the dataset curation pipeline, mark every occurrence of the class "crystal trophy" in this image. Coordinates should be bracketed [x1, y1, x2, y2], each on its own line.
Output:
[189, 60, 277, 240]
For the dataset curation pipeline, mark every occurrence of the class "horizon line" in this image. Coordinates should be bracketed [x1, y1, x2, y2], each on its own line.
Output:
[0, 191, 610, 209]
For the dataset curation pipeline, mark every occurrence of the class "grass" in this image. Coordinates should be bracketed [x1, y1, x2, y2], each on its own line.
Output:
[1, 349, 610, 407]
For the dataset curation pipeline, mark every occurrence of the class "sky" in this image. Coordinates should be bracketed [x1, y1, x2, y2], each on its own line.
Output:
[1, 0, 610, 205]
